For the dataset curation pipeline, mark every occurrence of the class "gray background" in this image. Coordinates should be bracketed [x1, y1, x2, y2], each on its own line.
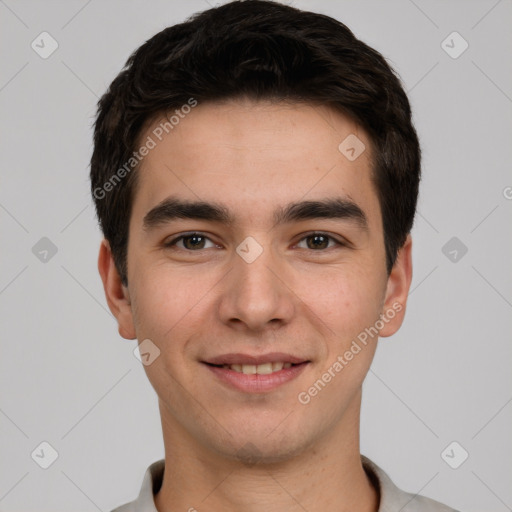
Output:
[1, 0, 511, 510]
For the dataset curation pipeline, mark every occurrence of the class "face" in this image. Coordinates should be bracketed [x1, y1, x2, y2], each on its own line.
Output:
[99, 99, 412, 463]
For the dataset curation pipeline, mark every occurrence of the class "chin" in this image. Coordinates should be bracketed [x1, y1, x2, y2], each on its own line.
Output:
[197, 401, 334, 466]
[211, 428, 311, 467]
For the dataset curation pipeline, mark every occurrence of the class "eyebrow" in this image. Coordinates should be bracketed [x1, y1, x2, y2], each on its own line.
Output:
[273, 197, 368, 231]
[143, 196, 369, 232]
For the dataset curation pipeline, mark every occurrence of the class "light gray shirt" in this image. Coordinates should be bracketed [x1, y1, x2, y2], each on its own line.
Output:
[111, 455, 459, 511]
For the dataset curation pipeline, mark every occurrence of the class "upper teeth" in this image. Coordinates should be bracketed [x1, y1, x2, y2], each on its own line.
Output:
[223, 362, 293, 374]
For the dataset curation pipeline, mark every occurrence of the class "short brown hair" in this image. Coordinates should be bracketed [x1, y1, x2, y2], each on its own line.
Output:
[90, 0, 421, 285]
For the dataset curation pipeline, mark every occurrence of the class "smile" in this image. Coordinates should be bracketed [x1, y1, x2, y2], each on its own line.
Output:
[212, 362, 294, 374]
[203, 360, 310, 393]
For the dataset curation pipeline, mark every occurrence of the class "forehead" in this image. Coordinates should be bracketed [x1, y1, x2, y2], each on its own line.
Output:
[131, 99, 381, 231]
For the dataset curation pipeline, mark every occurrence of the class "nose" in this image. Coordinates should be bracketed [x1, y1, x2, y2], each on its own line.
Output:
[217, 241, 296, 332]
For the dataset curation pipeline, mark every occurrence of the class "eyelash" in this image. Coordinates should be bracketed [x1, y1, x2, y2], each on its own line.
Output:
[163, 231, 346, 251]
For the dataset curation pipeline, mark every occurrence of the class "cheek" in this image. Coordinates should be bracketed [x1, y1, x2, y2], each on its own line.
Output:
[129, 269, 208, 394]
[297, 266, 383, 343]
[129, 265, 205, 343]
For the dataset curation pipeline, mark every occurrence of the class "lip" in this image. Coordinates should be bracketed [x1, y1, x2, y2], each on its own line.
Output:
[203, 352, 309, 366]
[202, 360, 310, 393]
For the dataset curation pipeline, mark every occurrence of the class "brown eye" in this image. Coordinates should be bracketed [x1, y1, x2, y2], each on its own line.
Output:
[296, 233, 343, 251]
[182, 234, 207, 249]
[165, 233, 215, 250]
[306, 234, 329, 249]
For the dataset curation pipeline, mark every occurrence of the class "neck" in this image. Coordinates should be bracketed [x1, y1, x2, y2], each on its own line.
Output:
[154, 391, 379, 512]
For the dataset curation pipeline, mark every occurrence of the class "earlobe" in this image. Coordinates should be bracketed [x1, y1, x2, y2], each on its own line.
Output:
[378, 234, 413, 338]
[97, 239, 137, 340]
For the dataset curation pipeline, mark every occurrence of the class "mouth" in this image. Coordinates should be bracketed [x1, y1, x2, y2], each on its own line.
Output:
[201, 353, 311, 393]
[205, 361, 302, 374]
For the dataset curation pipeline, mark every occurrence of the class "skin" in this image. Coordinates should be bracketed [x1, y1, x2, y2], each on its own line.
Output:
[98, 99, 413, 512]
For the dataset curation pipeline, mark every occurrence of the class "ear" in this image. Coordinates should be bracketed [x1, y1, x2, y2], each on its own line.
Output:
[378, 234, 413, 338]
[97, 239, 136, 340]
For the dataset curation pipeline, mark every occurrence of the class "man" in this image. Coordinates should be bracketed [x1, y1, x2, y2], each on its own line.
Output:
[90, 1, 459, 510]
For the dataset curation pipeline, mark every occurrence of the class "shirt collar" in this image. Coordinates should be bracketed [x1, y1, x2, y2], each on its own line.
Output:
[116, 455, 452, 512]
